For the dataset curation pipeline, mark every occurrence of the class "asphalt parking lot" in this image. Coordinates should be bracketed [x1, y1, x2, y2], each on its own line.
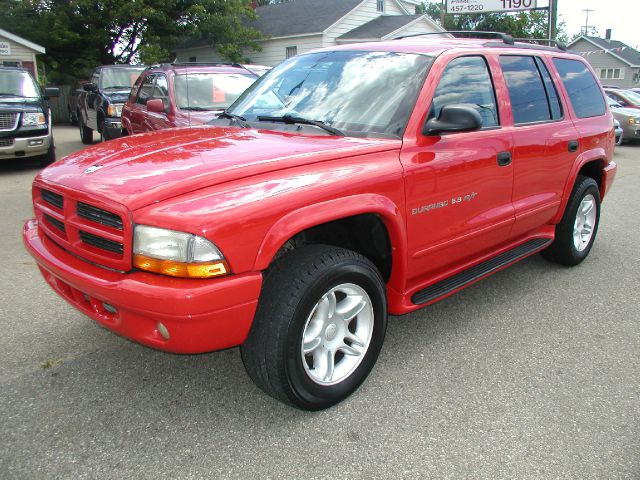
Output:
[1, 126, 639, 479]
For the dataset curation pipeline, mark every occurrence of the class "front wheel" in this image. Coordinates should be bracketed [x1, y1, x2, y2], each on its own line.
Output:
[38, 140, 56, 167]
[241, 245, 388, 410]
[542, 175, 601, 266]
[79, 122, 93, 145]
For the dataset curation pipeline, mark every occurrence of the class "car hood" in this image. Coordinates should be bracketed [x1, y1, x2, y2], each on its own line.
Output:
[38, 126, 400, 211]
[0, 97, 41, 112]
[103, 90, 131, 104]
[611, 107, 640, 119]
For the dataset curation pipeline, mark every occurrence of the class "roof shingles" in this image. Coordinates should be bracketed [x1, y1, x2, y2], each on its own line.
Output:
[337, 15, 423, 40]
[579, 36, 640, 66]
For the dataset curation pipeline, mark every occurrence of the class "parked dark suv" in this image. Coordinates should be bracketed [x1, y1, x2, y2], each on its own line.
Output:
[77, 64, 146, 143]
[0, 66, 58, 166]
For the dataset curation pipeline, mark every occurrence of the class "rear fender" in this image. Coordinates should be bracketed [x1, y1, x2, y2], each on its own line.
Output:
[552, 148, 607, 224]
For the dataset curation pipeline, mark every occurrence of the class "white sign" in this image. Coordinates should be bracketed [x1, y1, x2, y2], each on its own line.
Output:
[0, 42, 10, 56]
[447, 0, 538, 14]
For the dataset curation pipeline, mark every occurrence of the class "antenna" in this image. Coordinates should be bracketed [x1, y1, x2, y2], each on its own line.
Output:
[581, 8, 595, 36]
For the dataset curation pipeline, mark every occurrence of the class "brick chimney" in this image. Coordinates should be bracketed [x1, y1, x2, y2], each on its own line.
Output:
[605, 29, 612, 40]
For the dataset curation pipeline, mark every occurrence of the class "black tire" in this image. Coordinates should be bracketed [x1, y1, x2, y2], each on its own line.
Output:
[241, 245, 387, 410]
[542, 175, 601, 266]
[38, 140, 56, 167]
[80, 121, 93, 145]
[69, 107, 77, 126]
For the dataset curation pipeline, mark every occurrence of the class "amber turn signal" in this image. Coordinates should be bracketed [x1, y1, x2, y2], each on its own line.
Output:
[133, 254, 229, 278]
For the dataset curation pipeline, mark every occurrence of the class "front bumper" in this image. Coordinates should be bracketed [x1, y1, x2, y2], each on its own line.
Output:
[103, 117, 123, 138]
[621, 124, 640, 140]
[0, 133, 51, 159]
[602, 161, 617, 199]
[23, 219, 262, 353]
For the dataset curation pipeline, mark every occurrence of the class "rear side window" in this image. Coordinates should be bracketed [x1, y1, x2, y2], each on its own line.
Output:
[500, 56, 552, 124]
[430, 56, 499, 128]
[552, 58, 605, 118]
[535, 57, 562, 120]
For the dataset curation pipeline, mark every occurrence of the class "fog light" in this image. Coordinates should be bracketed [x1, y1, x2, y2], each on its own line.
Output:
[157, 322, 170, 340]
[28, 139, 44, 146]
[103, 303, 117, 314]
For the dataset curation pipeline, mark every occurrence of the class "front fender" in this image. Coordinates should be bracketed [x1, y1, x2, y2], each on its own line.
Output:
[254, 194, 408, 291]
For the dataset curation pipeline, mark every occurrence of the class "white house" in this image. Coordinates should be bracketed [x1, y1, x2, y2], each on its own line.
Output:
[568, 32, 640, 88]
[0, 28, 45, 78]
[175, 0, 444, 66]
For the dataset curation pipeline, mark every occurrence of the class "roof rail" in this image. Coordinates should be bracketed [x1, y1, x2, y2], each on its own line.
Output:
[512, 38, 568, 51]
[163, 62, 244, 69]
[394, 30, 515, 45]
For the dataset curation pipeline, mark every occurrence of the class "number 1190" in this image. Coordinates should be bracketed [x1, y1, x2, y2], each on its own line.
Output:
[501, 0, 533, 8]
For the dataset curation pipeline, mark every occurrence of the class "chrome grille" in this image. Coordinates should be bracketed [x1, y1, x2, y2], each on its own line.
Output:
[0, 113, 19, 131]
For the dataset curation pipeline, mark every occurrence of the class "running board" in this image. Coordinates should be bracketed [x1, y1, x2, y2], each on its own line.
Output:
[411, 238, 552, 305]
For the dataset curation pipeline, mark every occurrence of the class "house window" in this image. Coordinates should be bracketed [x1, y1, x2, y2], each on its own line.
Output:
[600, 68, 622, 80]
[377, 0, 385, 12]
[286, 46, 297, 59]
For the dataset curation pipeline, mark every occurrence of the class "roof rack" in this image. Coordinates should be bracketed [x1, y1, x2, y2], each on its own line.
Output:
[512, 38, 568, 51]
[163, 62, 244, 69]
[394, 30, 515, 45]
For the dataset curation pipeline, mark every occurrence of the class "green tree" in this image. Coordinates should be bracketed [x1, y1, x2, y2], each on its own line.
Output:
[0, 0, 263, 82]
[418, 1, 567, 43]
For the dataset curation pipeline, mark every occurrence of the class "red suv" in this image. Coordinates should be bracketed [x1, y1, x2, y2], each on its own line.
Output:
[24, 34, 617, 410]
[121, 63, 257, 134]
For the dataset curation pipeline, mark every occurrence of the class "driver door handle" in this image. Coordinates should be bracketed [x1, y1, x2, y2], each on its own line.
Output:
[497, 151, 512, 166]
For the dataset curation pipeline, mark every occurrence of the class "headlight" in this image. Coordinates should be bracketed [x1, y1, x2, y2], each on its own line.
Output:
[133, 225, 229, 278]
[629, 117, 640, 125]
[107, 104, 123, 117]
[22, 112, 46, 127]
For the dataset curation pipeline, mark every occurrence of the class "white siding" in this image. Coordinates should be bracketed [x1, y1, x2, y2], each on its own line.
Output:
[386, 17, 440, 38]
[324, 0, 406, 46]
[175, 35, 324, 68]
[246, 35, 324, 66]
[0, 34, 39, 76]
[397, 0, 420, 13]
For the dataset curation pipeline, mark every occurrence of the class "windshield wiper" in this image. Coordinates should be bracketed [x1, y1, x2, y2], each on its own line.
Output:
[218, 111, 250, 128]
[181, 106, 220, 111]
[104, 86, 132, 90]
[257, 114, 345, 136]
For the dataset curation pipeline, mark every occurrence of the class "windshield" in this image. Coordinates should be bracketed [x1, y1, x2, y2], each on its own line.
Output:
[228, 50, 433, 138]
[0, 70, 39, 97]
[100, 67, 145, 89]
[174, 73, 257, 110]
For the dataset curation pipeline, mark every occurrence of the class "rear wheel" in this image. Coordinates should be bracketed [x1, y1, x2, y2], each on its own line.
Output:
[542, 175, 601, 266]
[241, 245, 387, 410]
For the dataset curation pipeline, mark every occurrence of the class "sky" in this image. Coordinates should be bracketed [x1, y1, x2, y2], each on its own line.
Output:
[554, 0, 640, 48]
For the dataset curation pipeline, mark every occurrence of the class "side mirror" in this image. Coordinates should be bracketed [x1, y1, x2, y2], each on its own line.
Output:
[82, 83, 97, 92]
[423, 104, 483, 136]
[43, 87, 59, 99]
[146, 98, 165, 113]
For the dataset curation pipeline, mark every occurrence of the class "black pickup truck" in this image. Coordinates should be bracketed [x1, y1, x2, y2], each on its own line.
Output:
[77, 64, 145, 143]
[0, 66, 58, 166]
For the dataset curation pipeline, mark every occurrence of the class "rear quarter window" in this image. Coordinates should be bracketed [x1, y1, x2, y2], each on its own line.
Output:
[552, 58, 605, 118]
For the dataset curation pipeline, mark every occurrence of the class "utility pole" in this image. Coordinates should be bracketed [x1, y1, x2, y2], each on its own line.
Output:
[548, 0, 558, 41]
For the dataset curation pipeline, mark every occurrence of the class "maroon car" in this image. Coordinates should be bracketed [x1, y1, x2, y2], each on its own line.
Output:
[121, 63, 257, 135]
[604, 88, 640, 110]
